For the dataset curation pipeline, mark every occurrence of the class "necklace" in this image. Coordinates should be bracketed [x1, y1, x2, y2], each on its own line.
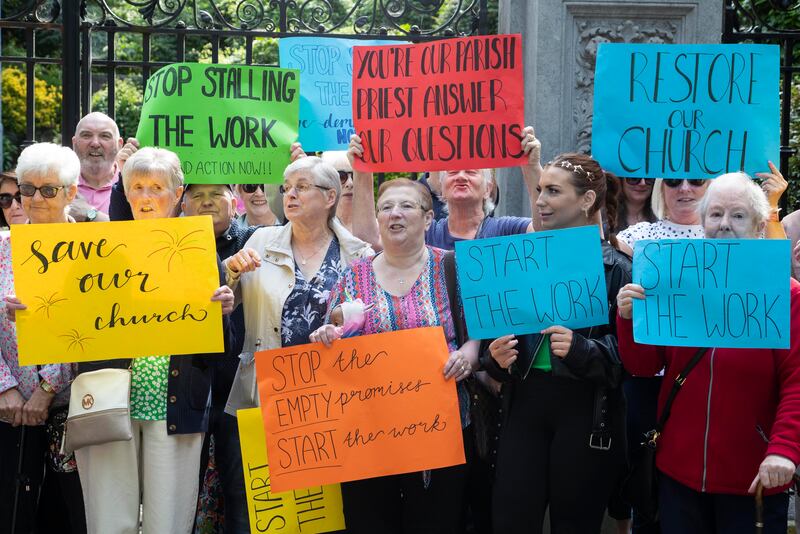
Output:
[295, 236, 331, 266]
[389, 249, 428, 286]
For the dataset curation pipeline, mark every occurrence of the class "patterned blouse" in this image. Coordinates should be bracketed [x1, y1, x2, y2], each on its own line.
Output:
[130, 356, 170, 420]
[281, 239, 342, 347]
[327, 246, 469, 427]
[0, 232, 72, 406]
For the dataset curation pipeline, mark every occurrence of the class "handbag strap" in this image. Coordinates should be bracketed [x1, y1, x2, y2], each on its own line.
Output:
[654, 347, 709, 434]
[442, 251, 468, 347]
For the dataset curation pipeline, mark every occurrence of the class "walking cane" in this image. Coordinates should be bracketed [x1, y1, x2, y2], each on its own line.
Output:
[10, 425, 26, 533]
[754, 481, 764, 534]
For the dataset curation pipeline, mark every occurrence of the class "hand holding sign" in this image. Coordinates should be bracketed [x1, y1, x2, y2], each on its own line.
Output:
[616, 283, 646, 320]
[539, 326, 572, 358]
[756, 161, 787, 208]
[489, 334, 519, 369]
[3, 295, 25, 322]
[443, 350, 472, 381]
[309, 323, 344, 347]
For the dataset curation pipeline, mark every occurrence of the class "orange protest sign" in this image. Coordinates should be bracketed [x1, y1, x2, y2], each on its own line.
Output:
[255, 326, 465, 493]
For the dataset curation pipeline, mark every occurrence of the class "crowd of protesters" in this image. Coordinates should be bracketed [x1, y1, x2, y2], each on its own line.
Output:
[0, 110, 798, 534]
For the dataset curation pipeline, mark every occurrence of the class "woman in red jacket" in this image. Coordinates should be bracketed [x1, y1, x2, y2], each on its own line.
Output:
[616, 172, 800, 534]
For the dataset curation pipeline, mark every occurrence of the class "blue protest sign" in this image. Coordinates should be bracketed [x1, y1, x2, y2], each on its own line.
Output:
[279, 37, 399, 151]
[454, 226, 609, 340]
[632, 239, 790, 348]
[591, 43, 779, 179]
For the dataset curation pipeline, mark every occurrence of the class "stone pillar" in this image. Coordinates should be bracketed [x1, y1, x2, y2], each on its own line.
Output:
[495, 0, 723, 217]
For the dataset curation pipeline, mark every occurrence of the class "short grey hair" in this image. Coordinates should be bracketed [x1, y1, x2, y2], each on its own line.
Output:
[441, 168, 496, 215]
[122, 147, 184, 193]
[15, 143, 80, 187]
[283, 156, 341, 220]
[699, 172, 770, 226]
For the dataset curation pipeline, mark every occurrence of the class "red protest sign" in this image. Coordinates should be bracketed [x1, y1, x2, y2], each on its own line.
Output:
[255, 327, 465, 493]
[352, 34, 525, 173]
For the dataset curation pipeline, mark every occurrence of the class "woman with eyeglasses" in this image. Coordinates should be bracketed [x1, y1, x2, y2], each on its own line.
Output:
[482, 154, 632, 534]
[235, 183, 283, 227]
[0, 143, 86, 533]
[223, 157, 373, 417]
[0, 171, 27, 227]
[307, 178, 478, 534]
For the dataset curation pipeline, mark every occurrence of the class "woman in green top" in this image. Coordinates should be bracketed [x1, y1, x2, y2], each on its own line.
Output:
[481, 153, 631, 534]
[72, 147, 235, 534]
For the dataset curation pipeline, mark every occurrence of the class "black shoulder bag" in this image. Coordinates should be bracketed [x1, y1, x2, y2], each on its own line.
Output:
[442, 250, 500, 460]
[620, 347, 708, 522]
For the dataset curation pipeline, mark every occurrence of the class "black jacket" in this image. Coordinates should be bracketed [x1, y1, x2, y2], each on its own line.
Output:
[481, 241, 632, 444]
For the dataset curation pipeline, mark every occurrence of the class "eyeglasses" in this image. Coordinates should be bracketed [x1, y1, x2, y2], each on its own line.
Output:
[0, 192, 21, 209]
[18, 183, 65, 199]
[663, 179, 706, 188]
[240, 184, 266, 194]
[624, 178, 655, 186]
[279, 183, 330, 195]
[377, 201, 427, 214]
[338, 171, 352, 185]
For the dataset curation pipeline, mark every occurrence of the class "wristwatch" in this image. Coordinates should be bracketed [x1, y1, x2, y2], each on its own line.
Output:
[39, 379, 55, 394]
[86, 208, 98, 222]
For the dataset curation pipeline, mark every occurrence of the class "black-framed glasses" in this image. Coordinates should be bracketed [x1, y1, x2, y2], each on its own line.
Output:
[663, 179, 706, 188]
[338, 171, 352, 185]
[18, 183, 65, 198]
[624, 178, 655, 186]
[0, 192, 22, 209]
[240, 184, 266, 194]
[279, 183, 330, 195]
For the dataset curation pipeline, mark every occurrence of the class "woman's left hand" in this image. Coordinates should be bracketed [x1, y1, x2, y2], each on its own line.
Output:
[22, 387, 53, 426]
[444, 350, 472, 382]
[540, 326, 573, 358]
[211, 285, 235, 315]
[290, 142, 306, 162]
[748, 454, 796, 493]
[309, 324, 343, 347]
[756, 161, 788, 208]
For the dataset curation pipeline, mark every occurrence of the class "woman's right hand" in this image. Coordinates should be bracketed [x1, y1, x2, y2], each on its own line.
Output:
[489, 334, 518, 369]
[0, 388, 25, 426]
[3, 296, 26, 323]
[347, 134, 364, 168]
[225, 248, 262, 277]
[309, 324, 343, 348]
[616, 283, 646, 320]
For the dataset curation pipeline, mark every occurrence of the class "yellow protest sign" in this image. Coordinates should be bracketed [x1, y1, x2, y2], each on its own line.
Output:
[237, 408, 346, 534]
[10, 216, 223, 365]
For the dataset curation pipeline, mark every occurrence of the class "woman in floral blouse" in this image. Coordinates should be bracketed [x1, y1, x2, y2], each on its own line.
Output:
[0, 143, 85, 533]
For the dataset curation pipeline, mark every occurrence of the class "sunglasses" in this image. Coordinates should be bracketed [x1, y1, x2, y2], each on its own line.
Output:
[624, 178, 655, 186]
[240, 184, 266, 194]
[663, 179, 706, 188]
[18, 183, 65, 198]
[338, 171, 352, 185]
[0, 192, 21, 209]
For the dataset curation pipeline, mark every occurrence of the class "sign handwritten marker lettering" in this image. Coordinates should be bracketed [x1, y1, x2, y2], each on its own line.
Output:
[11, 216, 223, 365]
[135, 62, 300, 184]
[591, 43, 779, 178]
[351, 34, 525, 172]
[632, 239, 790, 348]
[279, 37, 401, 151]
[255, 327, 465, 493]
[454, 226, 609, 339]
[237, 408, 345, 534]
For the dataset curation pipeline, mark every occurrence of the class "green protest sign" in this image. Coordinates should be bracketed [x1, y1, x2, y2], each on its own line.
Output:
[135, 63, 300, 184]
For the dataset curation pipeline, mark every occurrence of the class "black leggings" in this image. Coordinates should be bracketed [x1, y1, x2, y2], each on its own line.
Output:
[492, 372, 625, 534]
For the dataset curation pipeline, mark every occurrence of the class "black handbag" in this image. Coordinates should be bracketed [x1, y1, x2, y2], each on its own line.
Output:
[620, 347, 708, 521]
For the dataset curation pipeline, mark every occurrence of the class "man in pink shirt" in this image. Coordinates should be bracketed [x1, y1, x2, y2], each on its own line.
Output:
[72, 112, 124, 216]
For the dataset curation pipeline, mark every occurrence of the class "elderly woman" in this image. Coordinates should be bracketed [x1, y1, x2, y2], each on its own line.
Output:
[224, 156, 373, 414]
[307, 178, 477, 534]
[0, 144, 85, 533]
[19, 147, 236, 534]
[616, 173, 800, 534]
[0, 171, 27, 227]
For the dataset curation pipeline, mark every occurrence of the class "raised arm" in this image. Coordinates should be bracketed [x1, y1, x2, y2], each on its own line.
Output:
[347, 135, 382, 251]
[520, 126, 543, 232]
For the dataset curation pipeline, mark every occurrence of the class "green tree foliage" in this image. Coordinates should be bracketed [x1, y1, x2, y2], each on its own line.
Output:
[91, 77, 144, 140]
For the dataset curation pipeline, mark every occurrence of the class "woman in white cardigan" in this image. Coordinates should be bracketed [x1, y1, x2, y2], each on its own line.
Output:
[224, 156, 373, 413]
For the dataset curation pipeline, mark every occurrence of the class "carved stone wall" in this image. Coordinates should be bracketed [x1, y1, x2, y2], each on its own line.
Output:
[495, 0, 722, 218]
